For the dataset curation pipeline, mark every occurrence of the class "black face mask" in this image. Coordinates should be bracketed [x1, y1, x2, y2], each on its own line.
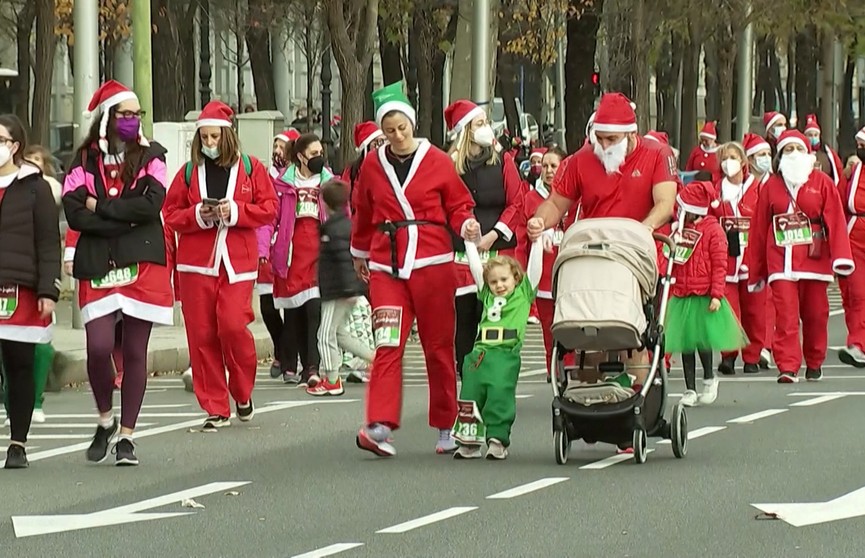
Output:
[306, 155, 325, 174]
[857, 147, 865, 162]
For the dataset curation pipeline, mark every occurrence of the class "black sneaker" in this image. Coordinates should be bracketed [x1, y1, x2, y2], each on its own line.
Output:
[269, 361, 282, 379]
[805, 367, 823, 381]
[718, 357, 736, 376]
[236, 400, 255, 422]
[113, 438, 139, 466]
[300, 366, 321, 388]
[86, 418, 119, 463]
[4, 444, 28, 469]
[202, 415, 231, 432]
[743, 363, 760, 374]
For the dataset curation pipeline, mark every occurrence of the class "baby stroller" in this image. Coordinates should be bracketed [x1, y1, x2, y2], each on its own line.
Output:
[549, 217, 687, 464]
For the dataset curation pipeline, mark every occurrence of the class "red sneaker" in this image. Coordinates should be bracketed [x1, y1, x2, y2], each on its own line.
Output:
[306, 377, 345, 396]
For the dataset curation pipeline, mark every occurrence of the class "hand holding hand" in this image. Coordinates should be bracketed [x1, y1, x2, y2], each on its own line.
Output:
[85, 197, 97, 212]
[526, 217, 545, 241]
[477, 231, 497, 251]
[63, 262, 74, 276]
[38, 298, 55, 319]
[708, 297, 721, 312]
[462, 219, 481, 242]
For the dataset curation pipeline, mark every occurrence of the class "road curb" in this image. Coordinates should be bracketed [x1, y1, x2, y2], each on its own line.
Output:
[46, 333, 274, 392]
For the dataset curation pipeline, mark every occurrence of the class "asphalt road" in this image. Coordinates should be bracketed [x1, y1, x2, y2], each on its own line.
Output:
[2, 304, 864, 558]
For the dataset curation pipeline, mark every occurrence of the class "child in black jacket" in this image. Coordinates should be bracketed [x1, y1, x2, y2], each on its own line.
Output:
[309, 179, 375, 396]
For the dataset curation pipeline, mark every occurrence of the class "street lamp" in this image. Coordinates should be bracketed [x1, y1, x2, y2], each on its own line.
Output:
[199, 0, 212, 107]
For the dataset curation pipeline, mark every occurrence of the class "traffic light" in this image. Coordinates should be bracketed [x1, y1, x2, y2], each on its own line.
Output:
[591, 70, 600, 97]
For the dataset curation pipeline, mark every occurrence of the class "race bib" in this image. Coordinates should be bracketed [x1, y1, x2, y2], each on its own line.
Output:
[0, 285, 18, 320]
[720, 217, 750, 247]
[773, 212, 813, 247]
[91, 264, 139, 289]
[372, 306, 402, 348]
[455, 249, 497, 266]
[296, 187, 319, 219]
[451, 400, 486, 445]
[552, 229, 564, 247]
[663, 229, 702, 265]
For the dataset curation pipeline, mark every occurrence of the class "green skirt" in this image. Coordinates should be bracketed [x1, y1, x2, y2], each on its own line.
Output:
[664, 295, 748, 354]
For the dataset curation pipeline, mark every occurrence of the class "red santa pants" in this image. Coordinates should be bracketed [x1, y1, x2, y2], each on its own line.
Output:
[771, 279, 829, 373]
[839, 249, 865, 349]
[366, 264, 458, 431]
[722, 281, 767, 364]
[536, 298, 574, 375]
[179, 268, 258, 417]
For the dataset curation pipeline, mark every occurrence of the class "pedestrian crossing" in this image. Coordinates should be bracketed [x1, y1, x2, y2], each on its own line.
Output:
[828, 284, 843, 312]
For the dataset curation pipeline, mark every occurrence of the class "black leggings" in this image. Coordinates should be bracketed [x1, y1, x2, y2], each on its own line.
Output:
[280, 299, 321, 373]
[259, 294, 285, 362]
[454, 294, 483, 376]
[1, 340, 35, 444]
[682, 351, 714, 391]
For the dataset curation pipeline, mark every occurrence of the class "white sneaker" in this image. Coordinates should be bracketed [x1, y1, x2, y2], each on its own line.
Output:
[699, 379, 718, 405]
[485, 438, 509, 460]
[31, 409, 46, 423]
[453, 444, 482, 459]
[527, 316, 540, 325]
[181, 368, 193, 392]
[680, 390, 699, 407]
[435, 429, 457, 454]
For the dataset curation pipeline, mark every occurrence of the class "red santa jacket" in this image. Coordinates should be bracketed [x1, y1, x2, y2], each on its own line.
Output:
[661, 216, 727, 299]
[350, 140, 475, 280]
[163, 155, 278, 284]
[815, 143, 846, 191]
[685, 146, 720, 182]
[708, 174, 762, 283]
[841, 161, 865, 252]
[747, 171, 854, 289]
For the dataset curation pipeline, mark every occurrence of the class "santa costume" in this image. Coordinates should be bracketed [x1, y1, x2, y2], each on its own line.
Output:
[163, 100, 278, 427]
[685, 121, 720, 182]
[837, 125, 865, 367]
[763, 111, 786, 155]
[444, 99, 524, 377]
[802, 114, 846, 190]
[747, 129, 854, 383]
[351, 82, 477, 457]
[343, 121, 385, 195]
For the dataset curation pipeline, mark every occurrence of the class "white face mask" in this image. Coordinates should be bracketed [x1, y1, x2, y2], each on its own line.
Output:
[593, 136, 629, 174]
[201, 145, 220, 160]
[753, 154, 772, 174]
[0, 144, 11, 167]
[772, 125, 786, 138]
[778, 150, 814, 186]
[472, 125, 495, 148]
[721, 158, 742, 178]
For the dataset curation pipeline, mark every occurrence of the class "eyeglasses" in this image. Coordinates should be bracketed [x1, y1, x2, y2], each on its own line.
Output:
[115, 110, 146, 119]
[0, 136, 14, 144]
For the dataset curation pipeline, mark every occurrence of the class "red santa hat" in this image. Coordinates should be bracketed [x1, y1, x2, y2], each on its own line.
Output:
[83, 80, 148, 153]
[444, 100, 487, 141]
[742, 132, 771, 157]
[803, 114, 821, 134]
[353, 121, 384, 152]
[676, 180, 718, 216]
[592, 93, 637, 133]
[274, 128, 300, 143]
[699, 121, 717, 140]
[644, 130, 669, 145]
[763, 111, 784, 133]
[530, 147, 548, 161]
[856, 126, 865, 144]
[196, 100, 234, 129]
[776, 129, 810, 153]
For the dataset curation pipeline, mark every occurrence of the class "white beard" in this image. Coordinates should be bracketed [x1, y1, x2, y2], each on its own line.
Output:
[593, 137, 628, 174]
[778, 151, 815, 186]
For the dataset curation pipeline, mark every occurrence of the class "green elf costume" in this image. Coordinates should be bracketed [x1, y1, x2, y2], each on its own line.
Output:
[452, 238, 542, 460]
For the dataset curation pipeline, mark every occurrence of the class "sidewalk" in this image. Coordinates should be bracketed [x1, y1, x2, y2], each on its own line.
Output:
[46, 298, 274, 392]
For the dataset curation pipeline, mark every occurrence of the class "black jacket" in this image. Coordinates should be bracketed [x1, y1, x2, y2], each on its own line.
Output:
[451, 155, 516, 253]
[0, 164, 61, 301]
[63, 142, 168, 280]
[318, 212, 365, 300]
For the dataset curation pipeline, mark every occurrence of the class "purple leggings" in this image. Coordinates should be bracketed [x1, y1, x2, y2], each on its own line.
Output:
[85, 312, 153, 429]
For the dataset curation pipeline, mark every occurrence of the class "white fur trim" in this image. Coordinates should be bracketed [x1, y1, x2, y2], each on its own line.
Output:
[99, 91, 138, 113]
[376, 101, 416, 127]
[493, 221, 514, 242]
[63, 247, 75, 262]
[350, 246, 370, 259]
[746, 140, 771, 157]
[777, 136, 807, 152]
[451, 106, 486, 135]
[765, 114, 784, 131]
[194, 202, 215, 229]
[224, 200, 239, 227]
[676, 199, 708, 216]
[196, 118, 232, 129]
[275, 134, 289, 143]
[804, 123, 820, 134]
[710, 199, 720, 208]
[356, 129, 384, 153]
[592, 122, 638, 133]
[833, 258, 855, 276]
[644, 134, 659, 143]
[856, 129, 865, 143]
[699, 132, 717, 140]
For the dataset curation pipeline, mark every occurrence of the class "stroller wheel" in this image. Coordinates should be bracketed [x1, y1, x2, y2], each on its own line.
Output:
[671, 403, 688, 458]
[554, 429, 570, 465]
[632, 428, 648, 464]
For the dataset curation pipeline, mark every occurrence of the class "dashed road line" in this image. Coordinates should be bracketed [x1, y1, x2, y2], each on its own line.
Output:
[579, 450, 656, 470]
[486, 477, 569, 499]
[788, 394, 848, 407]
[657, 426, 726, 445]
[727, 409, 788, 423]
[376, 507, 477, 534]
[290, 543, 364, 558]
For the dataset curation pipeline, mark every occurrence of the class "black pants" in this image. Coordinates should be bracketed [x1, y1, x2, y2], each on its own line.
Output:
[455, 294, 483, 376]
[280, 299, 321, 373]
[682, 351, 714, 391]
[259, 294, 285, 363]
[1, 340, 35, 444]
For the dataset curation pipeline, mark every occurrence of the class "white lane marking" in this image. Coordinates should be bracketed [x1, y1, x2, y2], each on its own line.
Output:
[789, 395, 847, 407]
[23, 423, 155, 429]
[486, 477, 569, 499]
[25, 434, 94, 440]
[21, 413, 201, 419]
[656, 426, 726, 445]
[727, 409, 788, 423]
[829, 309, 844, 316]
[3, 446, 40, 452]
[290, 543, 365, 558]
[376, 507, 478, 534]
[787, 391, 865, 396]
[580, 450, 655, 470]
[138, 404, 192, 409]
[515, 394, 534, 399]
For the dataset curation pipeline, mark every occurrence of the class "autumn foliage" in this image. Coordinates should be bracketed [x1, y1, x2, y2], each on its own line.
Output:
[54, 0, 132, 45]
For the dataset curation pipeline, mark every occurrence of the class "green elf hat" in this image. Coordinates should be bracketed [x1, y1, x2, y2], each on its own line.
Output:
[373, 82, 417, 127]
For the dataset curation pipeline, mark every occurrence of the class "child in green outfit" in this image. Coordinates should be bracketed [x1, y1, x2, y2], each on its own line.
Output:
[452, 237, 542, 460]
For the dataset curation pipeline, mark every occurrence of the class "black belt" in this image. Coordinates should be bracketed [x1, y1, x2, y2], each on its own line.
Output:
[478, 327, 518, 342]
[376, 220, 445, 277]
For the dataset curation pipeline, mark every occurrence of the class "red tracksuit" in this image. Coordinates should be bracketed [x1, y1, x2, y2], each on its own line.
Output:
[839, 162, 865, 350]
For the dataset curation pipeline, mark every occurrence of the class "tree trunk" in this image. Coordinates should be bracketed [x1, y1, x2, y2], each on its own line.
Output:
[795, 26, 818, 126]
[703, 38, 720, 121]
[496, 49, 520, 139]
[364, 64, 375, 121]
[449, 0, 472, 103]
[564, 0, 601, 151]
[819, 31, 834, 142]
[430, 9, 458, 146]
[151, 0, 192, 121]
[716, 24, 737, 141]
[784, 41, 794, 117]
[245, 0, 277, 111]
[631, 0, 650, 131]
[839, 56, 856, 156]
[14, 2, 36, 127]
[412, 4, 435, 140]
[31, 0, 55, 145]
[654, 32, 679, 136]
[602, 0, 633, 97]
[680, 25, 701, 161]
[378, 18, 403, 85]
[405, 24, 419, 109]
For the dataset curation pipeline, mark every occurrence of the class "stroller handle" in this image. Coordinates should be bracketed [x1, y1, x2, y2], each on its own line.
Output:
[652, 233, 675, 251]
